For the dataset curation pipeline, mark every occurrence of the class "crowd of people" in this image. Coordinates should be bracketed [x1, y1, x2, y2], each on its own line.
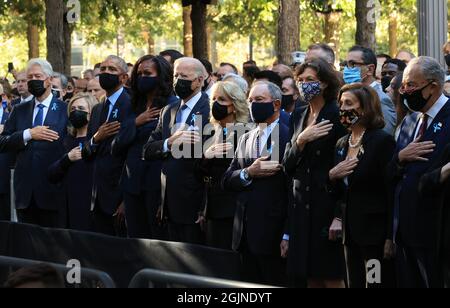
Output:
[0, 41, 450, 288]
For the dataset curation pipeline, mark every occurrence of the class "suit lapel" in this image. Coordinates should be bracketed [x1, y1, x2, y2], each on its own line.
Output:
[43, 97, 60, 127]
[169, 101, 181, 129]
[421, 100, 450, 141]
[26, 99, 36, 128]
[291, 107, 308, 144]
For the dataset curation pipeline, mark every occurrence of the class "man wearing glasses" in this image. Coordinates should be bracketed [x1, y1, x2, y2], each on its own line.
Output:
[344, 45, 397, 136]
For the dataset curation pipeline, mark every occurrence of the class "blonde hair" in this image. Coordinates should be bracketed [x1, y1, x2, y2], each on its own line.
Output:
[210, 81, 249, 125]
[67, 93, 97, 136]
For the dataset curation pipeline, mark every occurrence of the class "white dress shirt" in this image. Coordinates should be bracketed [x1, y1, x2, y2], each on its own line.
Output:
[21, 95, 34, 104]
[413, 94, 448, 140]
[106, 87, 124, 121]
[23, 93, 54, 144]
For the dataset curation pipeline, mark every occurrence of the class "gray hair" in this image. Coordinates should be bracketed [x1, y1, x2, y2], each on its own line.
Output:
[222, 73, 249, 94]
[53, 72, 68, 89]
[174, 57, 206, 79]
[252, 81, 283, 101]
[27, 58, 54, 78]
[406, 56, 446, 87]
[105, 55, 128, 74]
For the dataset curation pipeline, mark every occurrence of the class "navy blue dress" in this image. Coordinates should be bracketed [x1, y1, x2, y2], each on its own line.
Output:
[48, 135, 93, 231]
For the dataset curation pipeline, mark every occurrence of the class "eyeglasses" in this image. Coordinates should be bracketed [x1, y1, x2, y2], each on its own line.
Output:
[346, 60, 366, 68]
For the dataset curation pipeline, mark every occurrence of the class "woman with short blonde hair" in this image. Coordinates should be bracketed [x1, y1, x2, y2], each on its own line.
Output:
[198, 80, 251, 250]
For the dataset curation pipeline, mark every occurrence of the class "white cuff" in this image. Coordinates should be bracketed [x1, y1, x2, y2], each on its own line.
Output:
[23, 129, 32, 145]
[163, 139, 170, 153]
[283, 234, 290, 241]
[240, 169, 253, 186]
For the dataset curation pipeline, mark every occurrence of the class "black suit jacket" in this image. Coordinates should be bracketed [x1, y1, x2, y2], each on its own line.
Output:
[82, 89, 133, 215]
[389, 99, 450, 248]
[419, 144, 450, 260]
[222, 121, 289, 256]
[143, 92, 211, 224]
[0, 111, 13, 194]
[0, 96, 68, 210]
[331, 129, 396, 246]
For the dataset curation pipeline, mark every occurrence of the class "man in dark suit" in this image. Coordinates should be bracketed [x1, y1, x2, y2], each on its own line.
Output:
[420, 145, 450, 288]
[82, 55, 133, 236]
[390, 56, 450, 288]
[222, 81, 289, 286]
[0, 59, 68, 227]
[11, 71, 33, 107]
[143, 57, 209, 245]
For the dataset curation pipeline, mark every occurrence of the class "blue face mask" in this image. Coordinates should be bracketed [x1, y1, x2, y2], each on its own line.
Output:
[343, 66, 362, 84]
[250, 101, 275, 123]
[1, 101, 7, 110]
[298, 81, 322, 103]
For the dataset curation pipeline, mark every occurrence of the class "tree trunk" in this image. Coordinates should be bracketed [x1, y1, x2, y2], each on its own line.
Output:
[389, 10, 398, 57]
[191, 2, 208, 59]
[63, 13, 73, 76]
[277, 0, 300, 65]
[355, 0, 377, 50]
[27, 22, 40, 59]
[147, 31, 155, 55]
[183, 6, 193, 57]
[45, 0, 65, 73]
[324, 10, 342, 65]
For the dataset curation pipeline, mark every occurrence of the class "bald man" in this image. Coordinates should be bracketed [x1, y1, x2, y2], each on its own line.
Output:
[144, 57, 210, 245]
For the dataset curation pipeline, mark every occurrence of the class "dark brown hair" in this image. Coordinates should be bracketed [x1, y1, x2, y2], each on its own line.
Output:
[295, 58, 341, 103]
[338, 83, 385, 130]
[4, 264, 65, 288]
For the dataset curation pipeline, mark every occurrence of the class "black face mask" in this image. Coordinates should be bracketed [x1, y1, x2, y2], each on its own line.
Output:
[250, 102, 275, 123]
[202, 76, 211, 92]
[174, 78, 195, 100]
[63, 92, 74, 101]
[69, 110, 89, 129]
[212, 101, 232, 121]
[28, 80, 47, 97]
[340, 109, 361, 129]
[137, 76, 159, 94]
[381, 76, 393, 93]
[402, 82, 433, 112]
[445, 54, 450, 67]
[99, 73, 121, 91]
[281, 95, 294, 110]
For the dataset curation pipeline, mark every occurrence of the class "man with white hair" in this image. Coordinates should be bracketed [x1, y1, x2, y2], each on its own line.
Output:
[390, 56, 450, 288]
[223, 81, 289, 286]
[82, 55, 133, 236]
[0, 58, 68, 227]
[143, 57, 210, 245]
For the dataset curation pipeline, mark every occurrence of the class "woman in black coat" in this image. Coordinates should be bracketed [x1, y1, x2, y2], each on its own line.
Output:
[111, 55, 177, 240]
[48, 93, 97, 231]
[282, 58, 347, 288]
[419, 145, 450, 288]
[329, 84, 396, 288]
[197, 80, 251, 250]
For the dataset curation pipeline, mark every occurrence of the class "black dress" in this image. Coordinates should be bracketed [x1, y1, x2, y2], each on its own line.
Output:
[48, 135, 93, 231]
[331, 129, 396, 288]
[196, 123, 250, 250]
[283, 101, 348, 286]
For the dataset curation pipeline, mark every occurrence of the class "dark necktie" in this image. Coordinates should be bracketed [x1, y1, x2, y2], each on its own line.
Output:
[1, 106, 6, 124]
[256, 131, 261, 159]
[176, 104, 189, 124]
[33, 104, 45, 127]
[417, 114, 429, 140]
[100, 100, 111, 124]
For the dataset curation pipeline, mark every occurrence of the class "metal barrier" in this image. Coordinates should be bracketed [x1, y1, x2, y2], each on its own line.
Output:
[0, 255, 116, 288]
[128, 269, 279, 288]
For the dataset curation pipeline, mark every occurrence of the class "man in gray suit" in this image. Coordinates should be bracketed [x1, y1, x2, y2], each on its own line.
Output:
[345, 46, 397, 135]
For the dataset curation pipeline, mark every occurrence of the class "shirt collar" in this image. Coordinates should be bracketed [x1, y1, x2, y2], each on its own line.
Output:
[182, 91, 202, 111]
[107, 87, 124, 107]
[22, 95, 34, 103]
[369, 81, 380, 89]
[259, 118, 280, 137]
[35, 93, 53, 108]
[425, 94, 448, 121]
